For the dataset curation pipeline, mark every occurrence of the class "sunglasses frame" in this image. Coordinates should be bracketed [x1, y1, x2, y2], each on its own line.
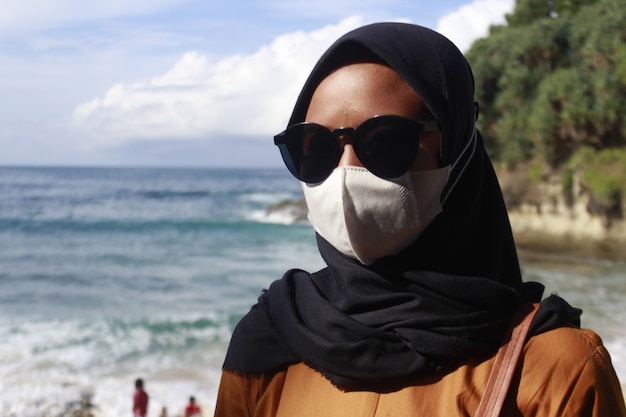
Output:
[274, 114, 439, 183]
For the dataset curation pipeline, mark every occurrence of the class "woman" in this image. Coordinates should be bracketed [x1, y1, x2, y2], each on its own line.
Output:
[214, 22, 625, 416]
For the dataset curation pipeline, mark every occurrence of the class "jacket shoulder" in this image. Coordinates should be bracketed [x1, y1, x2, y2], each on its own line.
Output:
[528, 327, 605, 357]
[515, 327, 626, 416]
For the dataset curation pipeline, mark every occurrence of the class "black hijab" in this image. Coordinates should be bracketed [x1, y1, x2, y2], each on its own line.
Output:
[223, 23, 580, 391]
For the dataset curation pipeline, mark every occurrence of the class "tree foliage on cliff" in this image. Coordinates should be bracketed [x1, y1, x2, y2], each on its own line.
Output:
[466, 0, 626, 169]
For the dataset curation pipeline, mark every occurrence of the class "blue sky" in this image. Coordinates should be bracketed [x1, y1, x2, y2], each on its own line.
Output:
[0, 0, 514, 168]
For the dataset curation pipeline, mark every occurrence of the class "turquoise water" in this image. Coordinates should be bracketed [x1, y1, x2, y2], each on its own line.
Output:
[0, 167, 623, 416]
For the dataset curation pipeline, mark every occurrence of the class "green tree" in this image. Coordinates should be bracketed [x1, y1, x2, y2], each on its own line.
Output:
[467, 0, 626, 168]
[506, 0, 600, 26]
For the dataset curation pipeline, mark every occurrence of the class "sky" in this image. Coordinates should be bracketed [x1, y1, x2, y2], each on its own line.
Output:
[0, 0, 515, 168]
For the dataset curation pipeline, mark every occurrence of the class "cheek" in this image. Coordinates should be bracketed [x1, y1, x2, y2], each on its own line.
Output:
[410, 132, 441, 172]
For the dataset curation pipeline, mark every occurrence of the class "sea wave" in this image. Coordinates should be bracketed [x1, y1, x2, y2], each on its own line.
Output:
[0, 313, 233, 417]
[246, 197, 308, 225]
[139, 190, 214, 200]
[0, 217, 286, 233]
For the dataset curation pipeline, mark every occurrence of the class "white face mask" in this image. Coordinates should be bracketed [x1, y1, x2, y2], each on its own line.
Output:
[302, 166, 451, 264]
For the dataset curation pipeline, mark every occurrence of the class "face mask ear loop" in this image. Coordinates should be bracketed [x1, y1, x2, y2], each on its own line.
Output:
[440, 123, 478, 206]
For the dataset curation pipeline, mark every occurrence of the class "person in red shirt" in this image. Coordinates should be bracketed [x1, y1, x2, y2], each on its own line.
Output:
[132, 378, 149, 417]
[184, 396, 201, 417]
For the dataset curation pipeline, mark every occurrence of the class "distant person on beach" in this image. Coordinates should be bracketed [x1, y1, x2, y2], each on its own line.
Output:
[159, 406, 168, 417]
[214, 22, 626, 416]
[184, 396, 202, 417]
[132, 378, 149, 417]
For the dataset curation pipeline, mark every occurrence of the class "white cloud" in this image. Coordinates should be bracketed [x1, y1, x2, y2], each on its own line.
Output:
[71, 0, 515, 149]
[71, 16, 365, 147]
[436, 0, 514, 52]
[0, 0, 188, 32]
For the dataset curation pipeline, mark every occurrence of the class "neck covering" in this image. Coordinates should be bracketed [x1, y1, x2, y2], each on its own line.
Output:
[223, 22, 581, 391]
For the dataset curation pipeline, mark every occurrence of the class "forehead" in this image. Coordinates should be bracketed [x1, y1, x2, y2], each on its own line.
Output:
[305, 62, 431, 125]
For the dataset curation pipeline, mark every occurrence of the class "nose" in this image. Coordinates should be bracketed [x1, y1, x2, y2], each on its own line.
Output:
[336, 136, 364, 168]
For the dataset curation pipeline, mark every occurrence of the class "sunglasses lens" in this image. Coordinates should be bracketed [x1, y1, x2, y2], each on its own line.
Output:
[355, 119, 420, 178]
[276, 124, 340, 183]
[276, 116, 427, 182]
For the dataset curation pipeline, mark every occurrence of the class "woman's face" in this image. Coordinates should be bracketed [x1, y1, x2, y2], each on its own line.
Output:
[305, 62, 441, 172]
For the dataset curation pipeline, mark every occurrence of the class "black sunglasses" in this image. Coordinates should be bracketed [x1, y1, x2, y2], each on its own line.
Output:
[274, 115, 439, 183]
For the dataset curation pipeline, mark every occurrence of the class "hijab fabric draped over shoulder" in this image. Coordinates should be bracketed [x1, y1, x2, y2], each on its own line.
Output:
[223, 22, 580, 391]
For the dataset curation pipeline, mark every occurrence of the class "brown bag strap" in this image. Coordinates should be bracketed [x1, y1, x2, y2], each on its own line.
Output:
[475, 303, 540, 417]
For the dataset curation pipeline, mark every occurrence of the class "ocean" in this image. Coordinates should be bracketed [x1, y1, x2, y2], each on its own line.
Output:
[0, 166, 624, 417]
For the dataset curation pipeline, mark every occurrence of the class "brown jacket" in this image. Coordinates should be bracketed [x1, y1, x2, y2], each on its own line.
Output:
[215, 327, 626, 416]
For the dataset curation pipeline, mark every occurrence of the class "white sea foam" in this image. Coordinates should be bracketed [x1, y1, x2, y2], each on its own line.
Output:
[0, 313, 232, 417]
[606, 338, 626, 393]
[240, 191, 297, 205]
[247, 208, 306, 225]
[92, 361, 224, 417]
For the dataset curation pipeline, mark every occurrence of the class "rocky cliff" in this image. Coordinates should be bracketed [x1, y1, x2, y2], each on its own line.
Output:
[498, 166, 626, 260]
